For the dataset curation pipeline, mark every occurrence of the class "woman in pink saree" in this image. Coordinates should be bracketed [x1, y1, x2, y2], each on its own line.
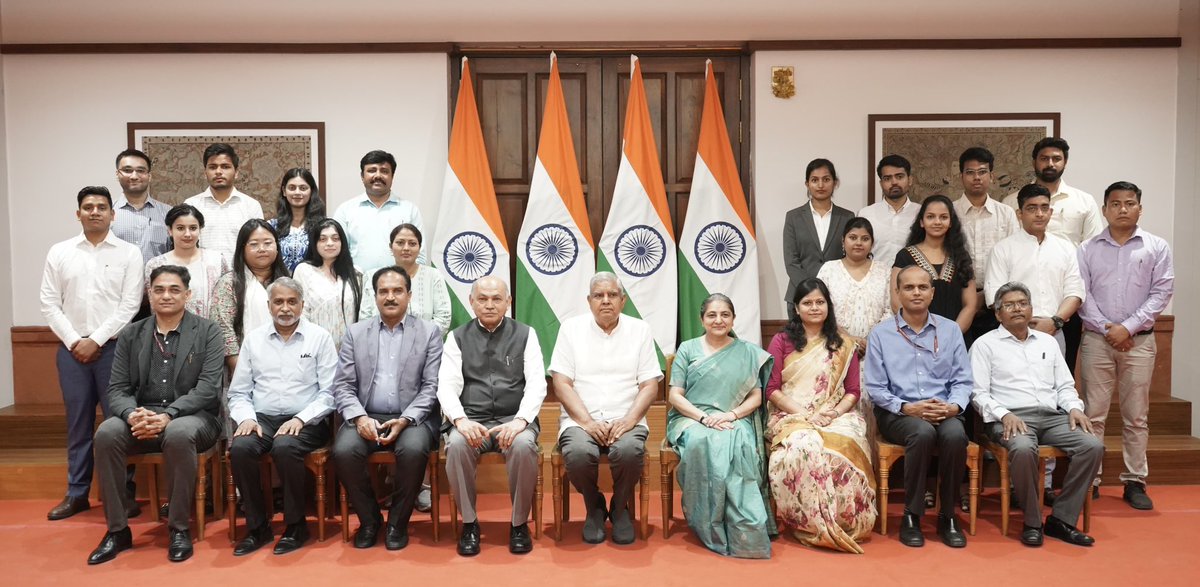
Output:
[765, 277, 876, 553]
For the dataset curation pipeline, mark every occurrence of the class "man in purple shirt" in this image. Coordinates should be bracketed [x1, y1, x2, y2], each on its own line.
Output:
[1077, 181, 1174, 511]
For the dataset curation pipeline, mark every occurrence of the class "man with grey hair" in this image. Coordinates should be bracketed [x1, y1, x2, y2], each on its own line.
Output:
[550, 272, 661, 544]
[439, 276, 546, 555]
[970, 281, 1103, 547]
[227, 276, 337, 556]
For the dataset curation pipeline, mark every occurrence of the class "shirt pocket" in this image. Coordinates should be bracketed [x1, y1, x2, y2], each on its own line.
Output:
[102, 263, 127, 291]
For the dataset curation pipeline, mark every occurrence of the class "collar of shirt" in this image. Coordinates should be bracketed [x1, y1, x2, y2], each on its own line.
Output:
[995, 325, 1045, 344]
[587, 315, 626, 337]
[200, 187, 247, 205]
[956, 193, 999, 215]
[895, 309, 936, 335]
[354, 192, 401, 208]
[114, 196, 163, 211]
[808, 201, 832, 218]
[475, 317, 507, 334]
[378, 315, 408, 333]
[1095, 225, 1145, 247]
[269, 317, 312, 342]
[71, 230, 125, 250]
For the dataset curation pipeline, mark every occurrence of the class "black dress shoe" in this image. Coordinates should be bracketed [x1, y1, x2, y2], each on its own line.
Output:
[384, 524, 409, 551]
[509, 523, 532, 554]
[457, 521, 481, 556]
[233, 524, 274, 556]
[167, 529, 193, 562]
[1043, 488, 1057, 507]
[87, 528, 133, 565]
[125, 503, 142, 519]
[47, 495, 89, 521]
[1092, 485, 1101, 500]
[1044, 515, 1094, 546]
[1123, 482, 1154, 510]
[898, 512, 924, 547]
[582, 505, 607, 544]
[937, 514, 967, 548]
[1019, 524, 1044, 547]
[353, 522, 380, 549]
[273, 523, 309, 555]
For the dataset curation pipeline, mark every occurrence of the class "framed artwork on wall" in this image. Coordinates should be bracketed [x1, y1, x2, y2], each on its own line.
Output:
[127, 122, 326, 217]
[866, 113, 1060, 204]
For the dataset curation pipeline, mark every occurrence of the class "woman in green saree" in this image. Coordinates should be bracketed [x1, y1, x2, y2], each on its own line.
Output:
[666, 294, 775, 559]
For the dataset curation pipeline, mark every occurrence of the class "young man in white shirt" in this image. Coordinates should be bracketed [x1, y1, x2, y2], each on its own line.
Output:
[333, 150, 426, 278]
[40, 186, 144, 521]
[970, 282, 1102, 547]
[953, 147, 1020, 345]
[183, 143, 264, 262]
[858, 154, 919, 268]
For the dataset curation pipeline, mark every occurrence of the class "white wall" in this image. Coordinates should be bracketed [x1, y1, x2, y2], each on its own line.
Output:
[0, 51, 13, 407]
[753, 48, 1180, 320]
[3, 53, 449, 327]
[1172, 0, 1200, 435]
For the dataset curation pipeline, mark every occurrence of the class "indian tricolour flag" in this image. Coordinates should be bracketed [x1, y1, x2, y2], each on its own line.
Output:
[598, 55, 676, 364]
[433, 57, 510, 331]
[517, 52, 595, 368]
[678, 60, 760, 343]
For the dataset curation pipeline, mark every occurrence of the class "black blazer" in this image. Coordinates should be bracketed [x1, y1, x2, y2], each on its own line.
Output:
[107, 311, 226, 422]
[782, 202, 855, 303]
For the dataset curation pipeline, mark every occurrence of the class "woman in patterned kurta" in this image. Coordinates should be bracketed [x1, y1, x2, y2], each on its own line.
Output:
[144, 204, 229, 319]
[292, 218, 362, 349]
[765, 277, 876, 554]
[268, 168, 325, 272]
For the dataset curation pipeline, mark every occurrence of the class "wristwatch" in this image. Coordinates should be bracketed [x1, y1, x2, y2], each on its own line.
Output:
[1051, 315, 1065, 331]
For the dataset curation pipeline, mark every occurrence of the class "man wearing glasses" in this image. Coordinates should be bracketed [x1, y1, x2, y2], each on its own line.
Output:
[112, 148, 171, 261]
[952, 147, 1019, 345]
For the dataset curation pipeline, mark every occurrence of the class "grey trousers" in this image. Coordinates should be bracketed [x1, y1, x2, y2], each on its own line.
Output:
[94, 412, 220, 532]
[333, 417, 432, 529]
[986, 407, 1104, 528]
[445, 419, 540, 525]
[558, 425, 647, 515]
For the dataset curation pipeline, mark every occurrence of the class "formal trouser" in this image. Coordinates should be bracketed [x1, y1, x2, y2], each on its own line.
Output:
[333, 415, 432, 529]
[445, 418, 540, 525]
[57, 343, 117, 498]
[875, 408, 967, 518]
[1064, 313, 1083, 376]
[230, 413, 331, 530]
[965, 305, 997, 349]
[95, 412, 221, 532]
[1043, 329, 1066, 487]
[1080, 330, 1155, 485]
[985, 407, 1104, 527]
[559, 425, 648, 515]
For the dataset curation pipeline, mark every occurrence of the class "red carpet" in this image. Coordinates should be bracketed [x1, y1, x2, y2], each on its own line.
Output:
[2, 487, 1197, 586]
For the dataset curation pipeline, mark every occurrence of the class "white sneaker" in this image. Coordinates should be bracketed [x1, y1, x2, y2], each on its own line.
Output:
[415, 484, 432, 513]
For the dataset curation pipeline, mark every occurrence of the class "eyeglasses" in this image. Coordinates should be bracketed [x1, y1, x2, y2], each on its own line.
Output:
[961, 168, 990, 177]
[999, 300, 1031, 311]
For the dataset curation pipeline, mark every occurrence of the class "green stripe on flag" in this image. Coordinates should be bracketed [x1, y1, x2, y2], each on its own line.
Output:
[446, 283, 473, 332]
[677, 250, 711, 342]
[516, 261, 562, 371]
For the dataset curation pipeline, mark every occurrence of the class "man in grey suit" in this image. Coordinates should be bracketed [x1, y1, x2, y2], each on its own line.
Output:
[782, 158, 855, 318]
[88, 265, 225, 565]
[332, 265, 442, 551]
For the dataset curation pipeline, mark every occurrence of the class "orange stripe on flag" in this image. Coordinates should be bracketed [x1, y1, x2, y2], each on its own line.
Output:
[697, 60, 754, 238]
[622, 57, 673, 235]
[449, 58, 508, 250]
[540, 54, 594, 247]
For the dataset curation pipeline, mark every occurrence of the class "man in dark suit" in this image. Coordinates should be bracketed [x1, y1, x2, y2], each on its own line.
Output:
[782, 159, 854, 317]
[87, 265, 225, 565]
[332, 265, 442, 550]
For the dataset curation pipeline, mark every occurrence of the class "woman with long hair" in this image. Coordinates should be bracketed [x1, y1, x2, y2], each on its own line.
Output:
[292, 218, 362, 348]
[360, 223, 450, 331]
[211, 219, 289, 372]
[144, 204, 229, 318]
[764, 278, 875, 553]
[890, 195, 978, 333]
[816, 217, 892, 356]
[269, 168, 325, 272]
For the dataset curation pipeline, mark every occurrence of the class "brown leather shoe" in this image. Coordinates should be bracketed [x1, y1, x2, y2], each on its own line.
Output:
[48, 495, 90, 520]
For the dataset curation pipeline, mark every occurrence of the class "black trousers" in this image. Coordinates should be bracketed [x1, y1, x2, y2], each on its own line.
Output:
[875, 407, 968, 518]
[332, 414, 433, 529]
[229, 413, 330, 530]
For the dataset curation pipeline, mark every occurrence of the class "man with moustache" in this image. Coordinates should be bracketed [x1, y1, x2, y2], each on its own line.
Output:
[551, 272, 661, 545]
[858, 154, 919, 267]
[227, 277, 336, 556]
[333, 150, 427, 278]
[332, 266, 442, 550]
[40, 186, 144, 522]
[1078, 181, 1174, 510]
[865, 266, 973, 548]
[439, 276, 546, 556]
[952, 147, 1019, 344]
[184, 143, 264, 262]
[971, 282, 1103, 547]
[87, 265, 225, 564]
[112, 148, 171, 261]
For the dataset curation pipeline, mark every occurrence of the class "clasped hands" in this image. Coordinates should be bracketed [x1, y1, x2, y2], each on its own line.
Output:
[901, 399, 960, 424]
[355, 416, 409, 445]
[580, 416, 638, 445]
[1103, 322, 1134, 352]
[127, 407, 172, 440]
[698, 411, 736, 431]
[455, 417, 528, 450]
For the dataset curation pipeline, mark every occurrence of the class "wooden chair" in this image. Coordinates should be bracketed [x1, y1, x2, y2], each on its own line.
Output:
[225, 445, 332, 542]
[875, 437, 979, 536]
[127, 444, 221, 541]
[551, 444, 647, 541]
[658, 438, 680, 538]
[978, 440, 1092, 535]
[338, 450, 441, 542]
[443, 447, 543, 539]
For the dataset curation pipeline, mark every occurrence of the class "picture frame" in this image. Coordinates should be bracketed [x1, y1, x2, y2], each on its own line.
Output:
[127, 122, 326, 217]
[866, 113, 1060, 204]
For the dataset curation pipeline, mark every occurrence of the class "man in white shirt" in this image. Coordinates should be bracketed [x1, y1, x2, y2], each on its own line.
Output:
[953, 147, 1020, 344]
[183, 143, 264, 262]
[970, 282, 1103, 547]
[333, 150, 426, 278]
[40, 186, 144, 522]
[858, 154, 918, 268]
[439, 276, 545, 556]
[550, 272, 661, 545]
[227, 277, 336, 557]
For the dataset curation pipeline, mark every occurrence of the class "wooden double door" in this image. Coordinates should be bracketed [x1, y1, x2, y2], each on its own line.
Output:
[451, 54, 751, 280]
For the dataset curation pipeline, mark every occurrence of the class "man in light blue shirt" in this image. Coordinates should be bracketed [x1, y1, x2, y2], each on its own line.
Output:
[227, 277, 336, 556]
[111, 148, 171, 262]
[866, 265, 972, 549]
[333, 150, 426, 277]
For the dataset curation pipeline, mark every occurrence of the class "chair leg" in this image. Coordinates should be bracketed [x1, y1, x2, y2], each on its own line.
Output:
[211, 449, 224, 520]
[1037, 458, 1047, 512]
[450, 488, 460, 539]
[878, 462, 890, 536]
[999, 457, 1011, 536]
[1082, 485, 1091, 532]
[639, 463, 649, 540]
[534, 459, 544, 540]
[968, 455, 979, 536]
[340, 485, 351, 543]
[430, 457, 440, 543]
[148, 464, 161, 522]
[226, 455, 237, 543]
[552, 460, 563, 541]
[660, 461, 672, 539]
[315, 460, 327, 542]
[196, 456, 208, 542]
